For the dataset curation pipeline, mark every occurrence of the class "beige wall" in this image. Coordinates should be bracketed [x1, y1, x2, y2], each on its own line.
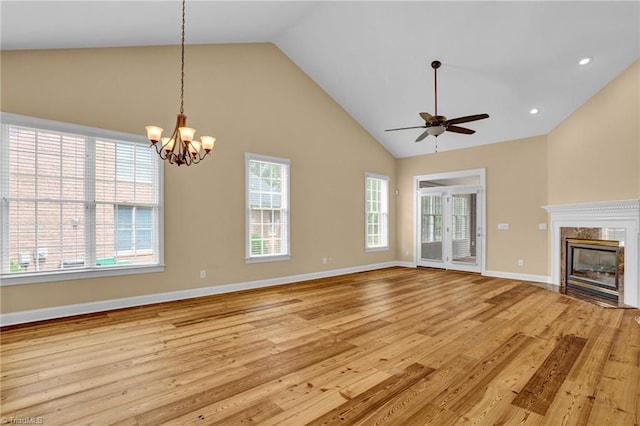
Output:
[396, 136, 549, 276]
[2, 46, 637, 316]
[547, 60, 640, 204]
[0, 43, 396, 313]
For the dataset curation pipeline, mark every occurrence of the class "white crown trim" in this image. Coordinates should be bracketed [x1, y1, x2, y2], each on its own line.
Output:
[543, 199, 640, 214]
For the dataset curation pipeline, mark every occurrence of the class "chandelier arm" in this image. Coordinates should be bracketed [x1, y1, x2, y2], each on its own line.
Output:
[182, 149, 192, 166]
[169, 151, 180, 165]
[158, 149, 170, 161]
[151, 142, 163, 155]
[191, 153, 203, 164]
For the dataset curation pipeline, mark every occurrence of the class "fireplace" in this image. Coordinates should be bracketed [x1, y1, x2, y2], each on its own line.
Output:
[566, 239, 620, 302]
[543, 199, 639, 308]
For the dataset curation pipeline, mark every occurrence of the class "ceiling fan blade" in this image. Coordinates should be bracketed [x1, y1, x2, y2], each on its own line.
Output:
[415, 129, 430, 142]
[446, 113, 489, 125]
[385, 125, 427, 132]
[447, 125, 475, 135]
[419, 112, 436, 123]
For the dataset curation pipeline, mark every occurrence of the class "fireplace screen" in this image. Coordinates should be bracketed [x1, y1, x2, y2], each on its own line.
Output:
[571, 247, 617, 288]
[566, 239, 619, 299]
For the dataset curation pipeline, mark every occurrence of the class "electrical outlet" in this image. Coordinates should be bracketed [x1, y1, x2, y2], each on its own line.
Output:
[322, 257, 327, 264]
[517, 259, 524, 267]
[200, 270, 206, 279]
[497, 223, 510, 230]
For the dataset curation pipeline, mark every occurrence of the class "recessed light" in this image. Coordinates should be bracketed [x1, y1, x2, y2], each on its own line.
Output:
[579, 56, 592, 66]
[530, 108, 539, 115]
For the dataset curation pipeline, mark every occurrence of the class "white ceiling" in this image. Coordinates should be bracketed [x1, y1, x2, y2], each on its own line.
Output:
[2, 1, 639, 158]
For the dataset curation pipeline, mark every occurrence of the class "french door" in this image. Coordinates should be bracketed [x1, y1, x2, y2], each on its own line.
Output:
[417, 187, 482, 273]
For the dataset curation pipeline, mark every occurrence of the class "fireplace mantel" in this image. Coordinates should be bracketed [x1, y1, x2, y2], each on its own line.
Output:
[543, 199, 640, 215]
[542, 199, 640, 308]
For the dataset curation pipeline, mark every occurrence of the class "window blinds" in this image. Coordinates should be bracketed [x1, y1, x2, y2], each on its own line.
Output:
[1, 114, 162, 279]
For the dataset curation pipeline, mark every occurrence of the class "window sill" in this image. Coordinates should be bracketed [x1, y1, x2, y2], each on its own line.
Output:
[245, 254, 291, 264]
[365, 246, 389, 253]
[0, 264, 165, 286]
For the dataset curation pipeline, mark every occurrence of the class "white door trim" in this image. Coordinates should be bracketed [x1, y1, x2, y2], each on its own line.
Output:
[413, 168, 486, 274]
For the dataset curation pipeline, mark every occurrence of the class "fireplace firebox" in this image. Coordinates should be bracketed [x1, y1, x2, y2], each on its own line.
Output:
[566, 238, 620, 302]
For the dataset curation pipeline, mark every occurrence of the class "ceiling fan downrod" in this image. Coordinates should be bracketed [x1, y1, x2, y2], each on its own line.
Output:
[432, 60, 441, 118]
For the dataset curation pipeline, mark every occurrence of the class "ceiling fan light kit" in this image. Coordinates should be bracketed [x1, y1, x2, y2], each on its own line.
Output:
[427, 126, 446, 137]
[386, 59, 489, 151]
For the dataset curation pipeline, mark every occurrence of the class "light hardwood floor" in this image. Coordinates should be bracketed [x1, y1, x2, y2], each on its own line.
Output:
[1, 267, 639, 425]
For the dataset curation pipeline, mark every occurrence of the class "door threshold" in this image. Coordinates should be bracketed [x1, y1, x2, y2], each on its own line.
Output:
[417, 266, 480, 275]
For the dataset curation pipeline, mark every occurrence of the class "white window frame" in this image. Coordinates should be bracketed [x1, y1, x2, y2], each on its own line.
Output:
[0, 112, 164, 286]
[245, 153, 290, 263]
[365, 172, 390, 251]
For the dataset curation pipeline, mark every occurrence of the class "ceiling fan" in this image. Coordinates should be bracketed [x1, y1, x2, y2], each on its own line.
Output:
[385, 60, 489, 143]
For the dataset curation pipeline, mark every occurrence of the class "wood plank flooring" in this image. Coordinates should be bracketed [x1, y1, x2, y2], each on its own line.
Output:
[1, 267, 639, 425]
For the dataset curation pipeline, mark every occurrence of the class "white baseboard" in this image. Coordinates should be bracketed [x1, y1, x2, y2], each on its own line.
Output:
[395, 261, 416, 268]
[484, 270, 553, 285]
[0, 261, 399, 326]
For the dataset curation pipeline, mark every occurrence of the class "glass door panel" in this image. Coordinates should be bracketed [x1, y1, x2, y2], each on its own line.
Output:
[420, 193, 444, 262]
[451, 193, 477, 265]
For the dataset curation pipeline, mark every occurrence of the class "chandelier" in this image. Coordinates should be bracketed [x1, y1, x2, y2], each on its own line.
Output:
[145, 0, 216, 166]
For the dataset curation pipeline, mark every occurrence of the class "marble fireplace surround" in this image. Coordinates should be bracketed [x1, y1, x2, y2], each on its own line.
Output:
[543, 199, 640, 308]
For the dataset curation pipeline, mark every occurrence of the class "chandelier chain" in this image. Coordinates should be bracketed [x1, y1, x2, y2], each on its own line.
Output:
[180, 0, 185, 115]
[145, 0, 216, 166]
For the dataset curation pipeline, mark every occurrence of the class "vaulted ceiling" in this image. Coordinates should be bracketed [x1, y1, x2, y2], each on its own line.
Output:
[2, 1, 638, 158]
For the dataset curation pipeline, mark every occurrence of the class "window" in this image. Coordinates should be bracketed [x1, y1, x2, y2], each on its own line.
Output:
[0, 113, 163, 284]
[245, 153, 290, 262]
[365, 173, 389, 251]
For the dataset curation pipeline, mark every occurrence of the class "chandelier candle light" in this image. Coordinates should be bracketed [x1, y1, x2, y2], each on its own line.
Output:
[145, 0, 216, 166]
